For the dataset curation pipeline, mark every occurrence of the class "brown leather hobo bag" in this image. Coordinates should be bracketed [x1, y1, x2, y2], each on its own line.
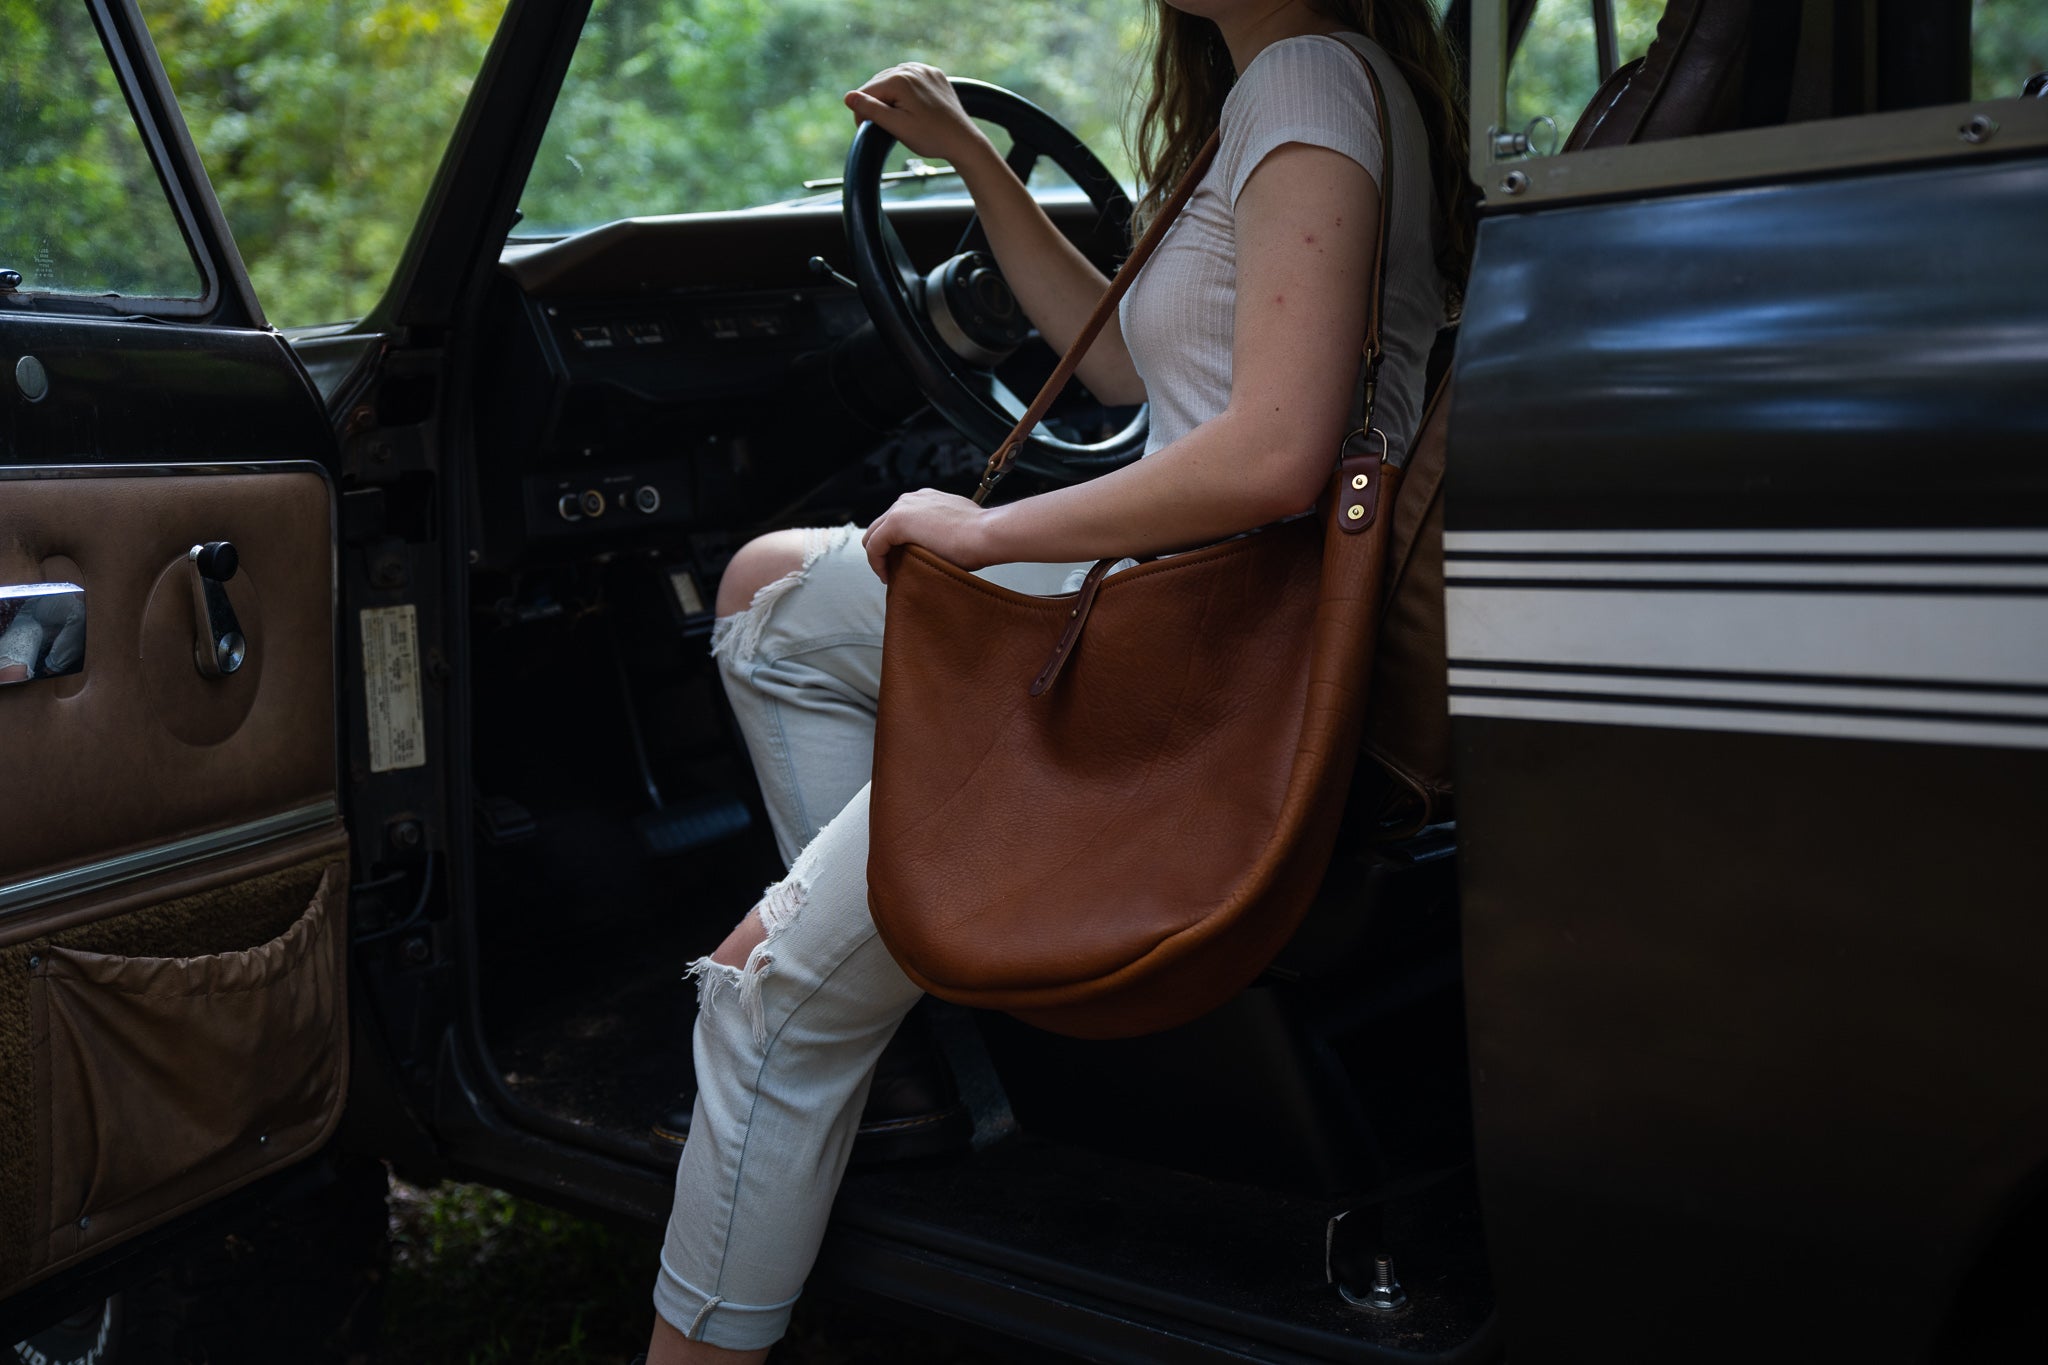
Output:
[868, 41, 1424, 1038]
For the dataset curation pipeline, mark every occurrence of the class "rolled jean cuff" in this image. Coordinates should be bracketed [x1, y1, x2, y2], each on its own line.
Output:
[653, 1255, 801, 1351]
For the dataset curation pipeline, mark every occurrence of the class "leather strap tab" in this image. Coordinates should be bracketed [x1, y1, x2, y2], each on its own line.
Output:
[1336, 448, 1386, 535]
[1030, 557, 1119, 696]
[1336, 425, 1389, 534]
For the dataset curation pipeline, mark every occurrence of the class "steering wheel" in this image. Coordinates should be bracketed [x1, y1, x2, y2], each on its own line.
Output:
[842, 79, 1148, 486]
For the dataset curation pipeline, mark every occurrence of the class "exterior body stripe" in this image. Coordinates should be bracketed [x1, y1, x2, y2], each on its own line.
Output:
[1445, 529, 2048, 750]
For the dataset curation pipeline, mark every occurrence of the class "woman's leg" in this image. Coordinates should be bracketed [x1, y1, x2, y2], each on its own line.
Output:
[711, 526, 885, 865]
[648, 785, 923, 1357]
[709, 523, 1091, 865]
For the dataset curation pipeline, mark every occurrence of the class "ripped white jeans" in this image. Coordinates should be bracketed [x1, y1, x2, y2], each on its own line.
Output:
[654, 525, 1085, 1349]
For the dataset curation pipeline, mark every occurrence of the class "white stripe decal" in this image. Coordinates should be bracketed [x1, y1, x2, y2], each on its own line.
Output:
[1450, 668, 2048, 718]
[1444, 529, 2048, 557]
[1444, 560, 2048, 588]
[1449, 694, 2048, 751]
[1446, 587, 2048, 689]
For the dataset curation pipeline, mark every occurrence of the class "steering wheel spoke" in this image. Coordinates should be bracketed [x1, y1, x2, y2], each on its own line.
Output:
[843, 78, 1146, 484]
[879, 213, 922, 297]
[960, 365, 1028, 423]
[952, 140, 1042, 259]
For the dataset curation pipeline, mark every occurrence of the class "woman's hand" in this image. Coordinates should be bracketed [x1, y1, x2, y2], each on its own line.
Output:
[845, 64, 993, 167]
[862, 488, 996, 584]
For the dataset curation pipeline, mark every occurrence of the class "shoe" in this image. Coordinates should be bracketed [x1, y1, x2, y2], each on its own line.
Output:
[650, 1004, 972, 1164]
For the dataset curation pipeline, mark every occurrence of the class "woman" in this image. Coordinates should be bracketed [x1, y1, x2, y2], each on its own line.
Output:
[643, 2, 1470, 1359]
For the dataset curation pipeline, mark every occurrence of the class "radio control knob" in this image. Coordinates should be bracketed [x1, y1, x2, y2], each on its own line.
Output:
[579, 489, 607, 518]
[557, 493, 582, 522]
[634, 485, 661, 514]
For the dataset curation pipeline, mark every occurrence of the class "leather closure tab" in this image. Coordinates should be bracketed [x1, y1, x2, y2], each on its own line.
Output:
[1337, 448, 1385, 535]
[1030, 558, 1117, 697]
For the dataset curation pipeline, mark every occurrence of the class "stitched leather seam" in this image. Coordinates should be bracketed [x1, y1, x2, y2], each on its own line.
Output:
[905, 531, 1280, 610]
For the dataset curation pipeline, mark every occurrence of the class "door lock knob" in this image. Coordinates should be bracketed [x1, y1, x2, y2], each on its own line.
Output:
[187, 541, 247, 677]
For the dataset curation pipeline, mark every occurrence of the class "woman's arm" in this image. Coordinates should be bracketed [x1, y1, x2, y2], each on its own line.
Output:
[846, 65, 1146, 404]
[862, 140, 1378, 581]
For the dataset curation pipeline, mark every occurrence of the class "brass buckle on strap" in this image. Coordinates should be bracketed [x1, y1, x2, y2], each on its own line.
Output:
[973, 465, 1008, 506]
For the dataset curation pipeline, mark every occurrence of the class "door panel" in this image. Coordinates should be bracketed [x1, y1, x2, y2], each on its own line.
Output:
[0, 466, 346, 1298]
[1, 469, 337, 900]
[1450, 144, 2048, 1360]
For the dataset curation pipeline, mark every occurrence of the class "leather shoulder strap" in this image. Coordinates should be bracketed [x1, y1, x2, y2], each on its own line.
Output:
[973, 36, 1396, 504]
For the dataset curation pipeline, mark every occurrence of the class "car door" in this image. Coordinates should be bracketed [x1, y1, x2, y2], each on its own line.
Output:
[0, 0, 348, 1324]
[1449, 1, 2048, 1359]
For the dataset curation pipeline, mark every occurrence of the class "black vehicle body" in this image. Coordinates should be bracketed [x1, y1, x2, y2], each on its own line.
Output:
[3, 1, 2044, 1362]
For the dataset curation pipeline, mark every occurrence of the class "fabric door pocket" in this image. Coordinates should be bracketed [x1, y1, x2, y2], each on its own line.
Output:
[29, 861, 348, 1270]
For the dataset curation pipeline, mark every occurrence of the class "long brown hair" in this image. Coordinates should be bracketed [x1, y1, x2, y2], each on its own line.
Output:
[1131, 1, 1475, 293]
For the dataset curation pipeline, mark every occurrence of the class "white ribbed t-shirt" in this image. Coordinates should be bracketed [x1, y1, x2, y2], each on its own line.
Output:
[1119, 31, 1446, 465]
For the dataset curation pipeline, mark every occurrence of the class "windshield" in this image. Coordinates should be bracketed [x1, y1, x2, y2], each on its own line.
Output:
[519, 0, 1145, 236]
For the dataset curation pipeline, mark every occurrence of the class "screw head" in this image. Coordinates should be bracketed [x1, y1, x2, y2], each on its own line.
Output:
[16, 355, 49, 403]
[1500, 169, 1531, 195]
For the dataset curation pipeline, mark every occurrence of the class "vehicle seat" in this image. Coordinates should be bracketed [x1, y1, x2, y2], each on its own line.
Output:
[1565, 0, 1804, 151]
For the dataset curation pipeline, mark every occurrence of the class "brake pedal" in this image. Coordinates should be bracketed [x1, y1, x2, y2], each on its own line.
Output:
[632, 795, 750, 857]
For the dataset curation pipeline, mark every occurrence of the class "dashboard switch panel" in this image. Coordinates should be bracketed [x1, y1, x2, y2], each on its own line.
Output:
[523, 465, 692, 548]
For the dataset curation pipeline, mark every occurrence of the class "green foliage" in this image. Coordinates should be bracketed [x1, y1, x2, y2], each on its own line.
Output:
[1505, 0, 1668, 134]
[519, 0, 1150, 236]
[1973, 0, 2048, 98]
[384, 1178, 652, 1364]
[143, 0, 508, 329]
[10, 2, 2047, 330]
[0, 1, 203, 298]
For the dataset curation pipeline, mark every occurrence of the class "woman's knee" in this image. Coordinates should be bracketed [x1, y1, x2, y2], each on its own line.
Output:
[710, 908, 768, 969]
[715, 529, 812, 618]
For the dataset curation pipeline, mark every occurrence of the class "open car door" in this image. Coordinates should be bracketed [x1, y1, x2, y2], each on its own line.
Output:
[0, 0, 348, 1328]
[1450, 2, 2048, 1358]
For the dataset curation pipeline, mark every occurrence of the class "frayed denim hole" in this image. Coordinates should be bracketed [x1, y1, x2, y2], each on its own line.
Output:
[684, 874, 809, 1051]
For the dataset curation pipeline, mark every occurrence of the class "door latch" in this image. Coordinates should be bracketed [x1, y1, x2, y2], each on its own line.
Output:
[187, 541, 247, 677]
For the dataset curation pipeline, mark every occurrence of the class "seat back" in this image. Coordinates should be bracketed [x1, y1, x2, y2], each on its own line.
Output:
[1565, 0, 1802, 151]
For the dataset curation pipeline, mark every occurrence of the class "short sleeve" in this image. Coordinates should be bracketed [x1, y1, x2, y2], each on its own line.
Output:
[1220, 35, 1385, 208]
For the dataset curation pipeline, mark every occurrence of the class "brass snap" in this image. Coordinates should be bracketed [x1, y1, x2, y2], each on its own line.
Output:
[1346, 504, 1365, 522]
[1351, 473, 1369, 490]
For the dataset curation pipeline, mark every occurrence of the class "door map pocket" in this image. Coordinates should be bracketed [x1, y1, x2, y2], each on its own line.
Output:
[18, 858, 348, 1281]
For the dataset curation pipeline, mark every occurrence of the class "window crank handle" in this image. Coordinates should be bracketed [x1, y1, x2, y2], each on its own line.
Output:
[187, 540, 247, 677]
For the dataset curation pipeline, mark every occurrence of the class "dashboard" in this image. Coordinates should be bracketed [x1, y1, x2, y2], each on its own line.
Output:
[470, 196, 1124, 566]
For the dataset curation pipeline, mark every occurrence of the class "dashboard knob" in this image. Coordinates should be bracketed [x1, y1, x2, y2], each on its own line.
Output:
[634, 485, 661, 514]
[579, 489, 607, 518]
[557, 493, 582, 522]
